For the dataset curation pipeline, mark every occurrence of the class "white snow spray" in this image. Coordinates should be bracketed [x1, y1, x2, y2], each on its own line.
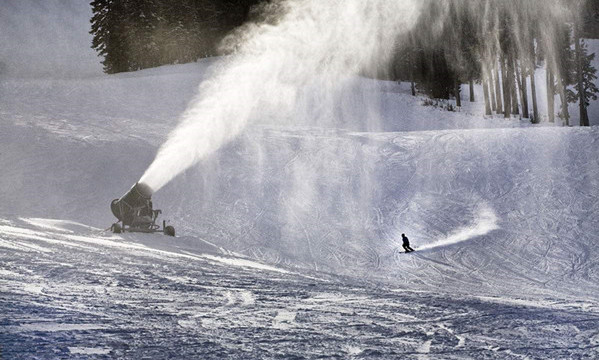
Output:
[417, 204, 499, 251]
[139, 0, 423, 193]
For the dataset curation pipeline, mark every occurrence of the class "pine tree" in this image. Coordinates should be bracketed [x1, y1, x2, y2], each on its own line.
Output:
[554, 23, 575, 125]
[90, 0, 263, 74]
[90, 0, 127, 74]
[569, 36, 598, 126]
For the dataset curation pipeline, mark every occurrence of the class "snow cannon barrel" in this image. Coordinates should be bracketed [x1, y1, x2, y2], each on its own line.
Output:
[110, 182, 153, 225]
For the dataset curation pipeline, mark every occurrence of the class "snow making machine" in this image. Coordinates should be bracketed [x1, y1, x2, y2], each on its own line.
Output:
[110, 182, 175, 236]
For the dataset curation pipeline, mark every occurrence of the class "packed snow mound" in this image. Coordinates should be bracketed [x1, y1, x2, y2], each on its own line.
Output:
[1, 59, 599, 303]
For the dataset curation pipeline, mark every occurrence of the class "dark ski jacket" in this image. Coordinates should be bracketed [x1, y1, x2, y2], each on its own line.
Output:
[402, 235, 410, 246]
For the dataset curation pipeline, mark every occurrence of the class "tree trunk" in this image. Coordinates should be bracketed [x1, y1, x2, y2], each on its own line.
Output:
[469, 80, 475, 102]
[455, 79, 461, 108]
[529, 36, 539, 123]
[557, 77, 569, 126]
[508, 54, 519, 116]
[495, 64, 503, 114]
[483, 75, 492, 116]
[501, 56, 511, 118]
[488, 67, 497, 112]
[515, 59, 529, 119]
[574, 24, 589, 126]
[530, 73, 539, 123]
[547, 67, 555, 123]
[409, 53, 416, 97]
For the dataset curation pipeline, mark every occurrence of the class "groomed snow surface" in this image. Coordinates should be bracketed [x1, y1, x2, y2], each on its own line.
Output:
[2, 56, 599, 358]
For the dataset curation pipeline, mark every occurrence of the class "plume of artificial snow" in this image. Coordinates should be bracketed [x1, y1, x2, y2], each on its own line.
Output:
[139, 0, 422, 192]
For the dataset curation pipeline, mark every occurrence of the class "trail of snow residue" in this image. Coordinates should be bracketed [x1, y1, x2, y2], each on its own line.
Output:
[417, 204, 499, 251]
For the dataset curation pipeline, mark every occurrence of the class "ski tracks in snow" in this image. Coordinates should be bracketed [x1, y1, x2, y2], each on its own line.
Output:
[2, 217, 599, 358]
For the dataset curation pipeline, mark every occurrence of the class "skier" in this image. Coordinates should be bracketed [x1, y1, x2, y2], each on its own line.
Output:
[402, 233, 414, 252]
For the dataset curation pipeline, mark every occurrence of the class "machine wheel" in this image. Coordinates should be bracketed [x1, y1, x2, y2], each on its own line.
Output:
[111, 223, 122, 234]
[164, 225, 175, 237]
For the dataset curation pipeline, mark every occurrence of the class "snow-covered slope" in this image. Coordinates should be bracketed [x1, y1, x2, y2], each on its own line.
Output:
[175, 125, 599, 301]
[2, 59, 599, 358]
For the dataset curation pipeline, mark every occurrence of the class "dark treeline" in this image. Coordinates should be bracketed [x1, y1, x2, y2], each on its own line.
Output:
[392, 0, 598, 125]
[90, 0, 598, 125]
[90, 0, 264, 74]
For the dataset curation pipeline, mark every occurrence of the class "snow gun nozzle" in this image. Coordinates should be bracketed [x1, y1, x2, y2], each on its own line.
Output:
[110, 182, 154, 224]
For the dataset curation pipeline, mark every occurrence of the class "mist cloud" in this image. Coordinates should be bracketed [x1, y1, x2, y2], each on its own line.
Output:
[139, 0, 423, 192]
[0, 0, 101, 78]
